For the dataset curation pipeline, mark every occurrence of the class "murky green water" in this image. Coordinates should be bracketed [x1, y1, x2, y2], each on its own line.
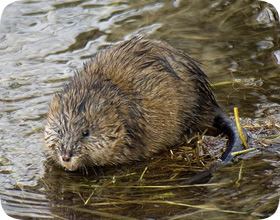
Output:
[0, 0, 279, 219]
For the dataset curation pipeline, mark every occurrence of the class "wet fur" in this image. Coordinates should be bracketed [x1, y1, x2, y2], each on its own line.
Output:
[44, 37, 244, 171]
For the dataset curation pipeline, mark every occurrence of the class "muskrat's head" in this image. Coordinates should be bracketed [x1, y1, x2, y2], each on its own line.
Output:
[44, 84, 128, 171]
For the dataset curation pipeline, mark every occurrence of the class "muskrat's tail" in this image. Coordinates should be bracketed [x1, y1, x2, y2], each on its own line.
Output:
[214, 113, 247, 161]
[181, 111, 247, 185]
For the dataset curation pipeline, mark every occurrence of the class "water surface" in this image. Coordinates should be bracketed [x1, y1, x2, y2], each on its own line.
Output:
[0, 0, 279, 219]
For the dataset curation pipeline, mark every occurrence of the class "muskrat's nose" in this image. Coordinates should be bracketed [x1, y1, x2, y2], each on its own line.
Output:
[62, 155, 71, 162]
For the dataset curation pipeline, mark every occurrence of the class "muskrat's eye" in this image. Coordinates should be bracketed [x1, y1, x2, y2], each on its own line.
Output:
[82, 130, 89, 137]
[57, 129, 62, 135]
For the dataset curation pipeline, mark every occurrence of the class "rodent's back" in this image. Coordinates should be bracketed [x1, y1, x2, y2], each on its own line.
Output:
[84, 38, 219, 153]
[44, 37, 223, 170]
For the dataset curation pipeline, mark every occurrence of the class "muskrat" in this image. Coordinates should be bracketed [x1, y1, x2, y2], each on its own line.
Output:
[44, 37, 245, 171]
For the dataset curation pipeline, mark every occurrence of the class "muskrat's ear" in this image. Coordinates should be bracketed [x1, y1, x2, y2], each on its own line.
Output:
[50, 94, 62, 111]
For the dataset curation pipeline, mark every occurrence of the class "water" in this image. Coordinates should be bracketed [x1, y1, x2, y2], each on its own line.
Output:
[0, 0, 279, 219]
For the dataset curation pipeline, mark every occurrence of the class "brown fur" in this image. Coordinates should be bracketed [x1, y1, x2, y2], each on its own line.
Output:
[44, 37, 243, 171]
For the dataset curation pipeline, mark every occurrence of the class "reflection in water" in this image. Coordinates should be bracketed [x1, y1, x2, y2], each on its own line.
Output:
[36, 146, 280, 219]
[0, 0, 279, 219]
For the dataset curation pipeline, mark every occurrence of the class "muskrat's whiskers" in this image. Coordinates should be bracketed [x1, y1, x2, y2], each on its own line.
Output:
[82, 164, 89, 175]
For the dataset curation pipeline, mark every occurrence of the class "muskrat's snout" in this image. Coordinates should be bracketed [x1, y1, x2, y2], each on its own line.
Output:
[58, 147, 82, 171]
[61, 147, 72, 162]
[61, 155, 71, 162]
[59, 154, 79, 171]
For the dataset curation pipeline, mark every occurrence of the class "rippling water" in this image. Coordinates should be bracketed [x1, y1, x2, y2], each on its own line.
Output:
[0, 0, 279, 219]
